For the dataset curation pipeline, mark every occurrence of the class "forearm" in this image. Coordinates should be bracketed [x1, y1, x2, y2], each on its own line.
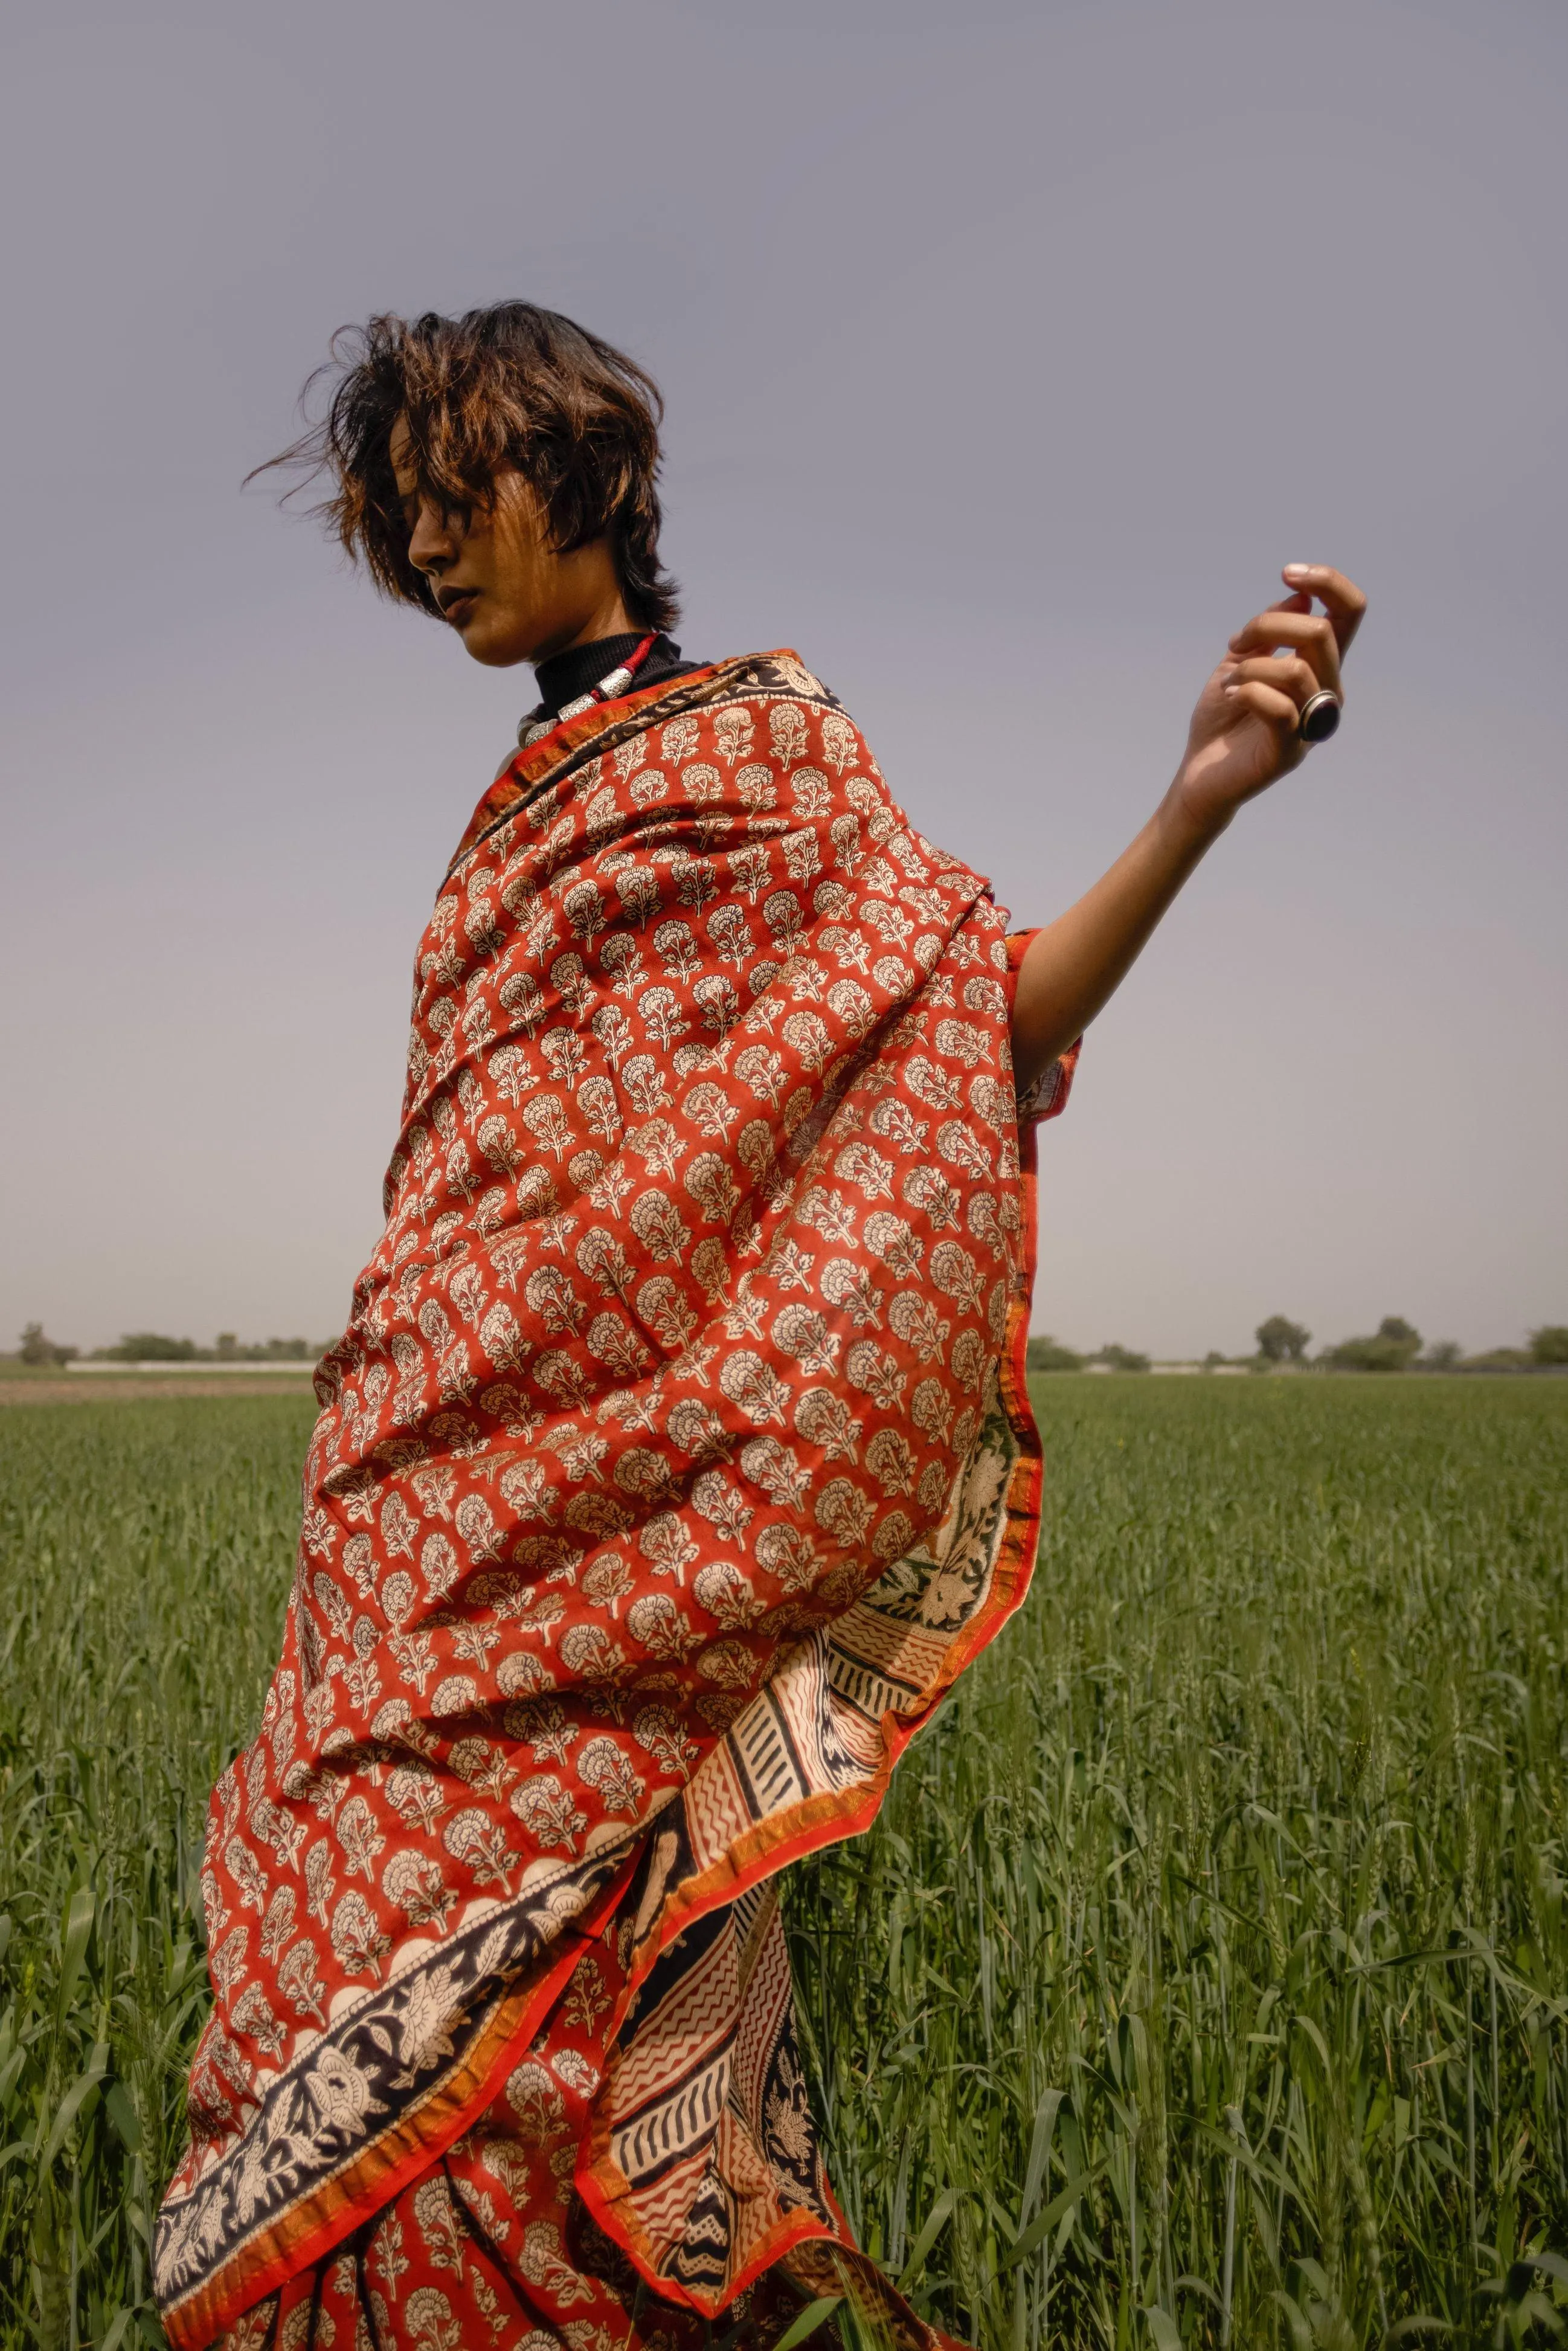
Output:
[1007, 564, 1364, 1093]
[1010, 786, 1226, 1091]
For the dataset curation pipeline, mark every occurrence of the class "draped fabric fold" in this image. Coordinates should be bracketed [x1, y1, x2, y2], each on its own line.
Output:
[155, 652, 1075, 2351]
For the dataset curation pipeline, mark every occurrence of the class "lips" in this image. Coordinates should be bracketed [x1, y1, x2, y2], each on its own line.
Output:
[436, 586, 478, 625]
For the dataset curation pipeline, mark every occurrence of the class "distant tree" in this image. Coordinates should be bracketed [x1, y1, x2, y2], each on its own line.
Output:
[1203, 1350, 1229, 1371]
[1256, 1314, 1311, 1363]
[1530, 1325, 1568, 1366]
[108, 1333, 199, 1362]
[216, 1332, 239, 1360]
[1330, 1317, 1423, 1372]
[1421, 1340, 1463, 1370]
[1093, 1344, 1151, 1374]
[19, 1322, 77, 1367]
[1026, 1334, 1085, 1372]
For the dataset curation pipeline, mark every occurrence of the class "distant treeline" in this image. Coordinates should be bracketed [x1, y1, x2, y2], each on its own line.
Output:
[1029, 1318, 1568, 1374]
[17, 1325, 326, 1368]
[18, 1316, 1568, 1379]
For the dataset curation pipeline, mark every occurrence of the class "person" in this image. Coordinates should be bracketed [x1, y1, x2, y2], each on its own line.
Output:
[153, 303, 1364, 2351]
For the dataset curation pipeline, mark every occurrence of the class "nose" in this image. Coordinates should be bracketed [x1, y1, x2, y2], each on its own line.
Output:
[407, 495, 457, 579]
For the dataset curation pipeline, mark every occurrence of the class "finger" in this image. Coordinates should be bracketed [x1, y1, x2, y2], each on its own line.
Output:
[1228, 609, 1341, 696]
[1229, 654, 1319, 710]
[1282, 564, 1367, 657]
[1223, 680, 1301, 730]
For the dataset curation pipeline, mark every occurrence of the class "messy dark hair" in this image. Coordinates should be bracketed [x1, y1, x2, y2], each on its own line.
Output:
[255, 303, 678, 631]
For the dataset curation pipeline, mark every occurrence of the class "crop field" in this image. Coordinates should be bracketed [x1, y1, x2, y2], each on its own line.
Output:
[0, 1380, 1564, 2351]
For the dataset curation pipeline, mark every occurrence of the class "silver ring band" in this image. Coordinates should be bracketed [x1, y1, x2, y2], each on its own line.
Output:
[1299, 689, 1342, 745]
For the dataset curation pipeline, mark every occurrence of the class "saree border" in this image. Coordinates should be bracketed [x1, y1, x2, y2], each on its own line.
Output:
[570, 1109, 1047, 2314]
[161, 1853, 640, 2351]
[446, 651, 834, 876]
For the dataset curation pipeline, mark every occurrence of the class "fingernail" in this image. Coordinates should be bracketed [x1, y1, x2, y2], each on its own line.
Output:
[1283, 562, 1314, 579]
[1222, 683, 1239, 697]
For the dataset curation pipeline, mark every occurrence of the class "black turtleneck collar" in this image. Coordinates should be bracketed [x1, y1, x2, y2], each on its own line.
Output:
[530, 631, 704, 720]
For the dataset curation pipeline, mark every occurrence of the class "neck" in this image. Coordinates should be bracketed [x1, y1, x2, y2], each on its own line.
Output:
[531, 588, 637, 664]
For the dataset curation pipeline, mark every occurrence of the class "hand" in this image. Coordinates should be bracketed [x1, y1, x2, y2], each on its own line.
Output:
[1171, 564, 1367, 837]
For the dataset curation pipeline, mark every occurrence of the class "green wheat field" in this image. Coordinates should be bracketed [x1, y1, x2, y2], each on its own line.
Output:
[0, 1380, 1564, 2351]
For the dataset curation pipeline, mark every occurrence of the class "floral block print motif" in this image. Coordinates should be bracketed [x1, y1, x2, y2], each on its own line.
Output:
[156, 652, 1075, 2348]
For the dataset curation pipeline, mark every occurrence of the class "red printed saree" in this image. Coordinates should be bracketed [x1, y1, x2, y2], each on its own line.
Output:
[154, 651, 1075, 2351]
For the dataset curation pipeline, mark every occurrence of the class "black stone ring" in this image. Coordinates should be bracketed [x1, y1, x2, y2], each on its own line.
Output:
[1299, 689, 1342, 745]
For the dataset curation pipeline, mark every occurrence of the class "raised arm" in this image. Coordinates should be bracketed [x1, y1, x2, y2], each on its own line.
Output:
[1011, 564, 1367, 1093]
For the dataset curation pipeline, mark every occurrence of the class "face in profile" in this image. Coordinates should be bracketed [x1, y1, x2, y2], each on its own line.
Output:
[389, 415, 626, 669]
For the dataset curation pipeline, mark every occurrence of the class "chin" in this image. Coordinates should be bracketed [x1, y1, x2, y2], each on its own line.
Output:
[457, 620, 532, 669]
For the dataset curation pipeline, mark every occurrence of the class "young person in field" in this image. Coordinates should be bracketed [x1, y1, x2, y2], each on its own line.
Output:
[155, 305, 1363, 2351]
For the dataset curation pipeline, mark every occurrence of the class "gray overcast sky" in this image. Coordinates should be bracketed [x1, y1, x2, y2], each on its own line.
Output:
[2, 0, 1563, 1360]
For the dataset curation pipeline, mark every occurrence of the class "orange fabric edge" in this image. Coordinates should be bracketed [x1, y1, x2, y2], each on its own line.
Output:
[451, 649, 823, 871]
[509, 661, 724, 780]
[570, 949, 1050, 2318]
[162, 1853, 639, 2351]
[450, 655, 751, 870]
